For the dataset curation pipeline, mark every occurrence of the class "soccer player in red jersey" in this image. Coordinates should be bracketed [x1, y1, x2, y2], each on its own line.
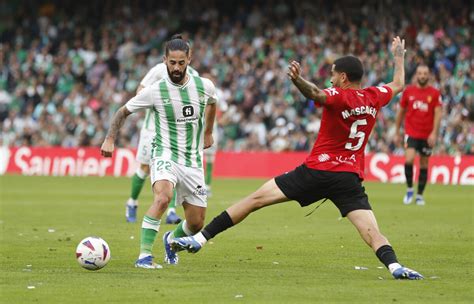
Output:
[171, 37, 423, 280]
[395, 65, 442, 206]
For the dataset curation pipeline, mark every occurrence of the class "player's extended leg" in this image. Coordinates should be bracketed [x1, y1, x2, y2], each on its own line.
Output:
[347, 209, 423, 280]
[135, 180, 173, 269]
[126, 164, 150, 222]
[163, 202, 206, 264]
[403, 148, 416, 205]
[165, 191, 182, 224]
[171, 178, 288, 253]
[416, 156, 429, 206]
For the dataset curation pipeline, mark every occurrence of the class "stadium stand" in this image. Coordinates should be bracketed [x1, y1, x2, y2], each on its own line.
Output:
[0, 0, 472, 155]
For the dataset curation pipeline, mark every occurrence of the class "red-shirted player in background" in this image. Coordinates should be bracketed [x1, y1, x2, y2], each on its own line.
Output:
[395, 65, 442, 206]
[171, 37, 423, 280]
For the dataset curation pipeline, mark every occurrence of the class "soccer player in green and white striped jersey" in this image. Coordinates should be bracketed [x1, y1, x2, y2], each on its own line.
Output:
[126, 59, 199, 224]
[101, 35, 217, 269]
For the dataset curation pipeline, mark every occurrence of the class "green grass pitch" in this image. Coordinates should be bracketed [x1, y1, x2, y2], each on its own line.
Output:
[0, 175, 473, 303]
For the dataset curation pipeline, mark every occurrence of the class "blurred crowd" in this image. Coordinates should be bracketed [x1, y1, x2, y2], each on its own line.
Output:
[0, 0, 473, 155]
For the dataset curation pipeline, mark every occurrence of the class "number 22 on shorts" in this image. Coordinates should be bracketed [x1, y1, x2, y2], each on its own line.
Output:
[154, 159, 172, 172]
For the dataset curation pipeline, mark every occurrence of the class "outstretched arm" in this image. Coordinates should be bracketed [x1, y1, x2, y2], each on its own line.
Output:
[100, 106, 132, 157]
[287, 61, 327, 104]
[386, 36, 406, 96]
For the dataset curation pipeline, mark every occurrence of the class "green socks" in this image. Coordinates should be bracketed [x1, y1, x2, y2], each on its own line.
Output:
[172, 220, 192, 238]
[205, 162, 213, 186]
[140, 215, 160, 255]
[130, 173, 146, 200]
[169, 191, 177, 209]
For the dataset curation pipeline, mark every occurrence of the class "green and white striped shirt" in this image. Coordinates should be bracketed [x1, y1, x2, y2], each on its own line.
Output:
[126, 74, 217, 168]
[140, 64, 199, 132]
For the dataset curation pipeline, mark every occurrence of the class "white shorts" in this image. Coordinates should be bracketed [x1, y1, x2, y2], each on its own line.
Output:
[150, 157, 207, 208]
[136, 129, 155, 165]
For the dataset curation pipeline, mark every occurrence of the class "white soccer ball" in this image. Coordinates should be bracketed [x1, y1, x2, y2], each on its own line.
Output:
[76, 237, 111, 270]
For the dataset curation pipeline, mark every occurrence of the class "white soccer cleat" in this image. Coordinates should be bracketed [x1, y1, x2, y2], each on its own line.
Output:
[403, 188, 414, 205]
[392, 267, 424, 280]
[415, 195, 425, 206]
[170, 236, 202, 253]
[135, 255, 163, 269]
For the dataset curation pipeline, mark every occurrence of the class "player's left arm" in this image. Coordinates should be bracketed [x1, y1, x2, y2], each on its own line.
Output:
[203, 78, 218, 149]
[204, 103, 216, 149]
[386, 36, 406, 96]
[428, 105, 442, 147]
[288, 61, 327, 104]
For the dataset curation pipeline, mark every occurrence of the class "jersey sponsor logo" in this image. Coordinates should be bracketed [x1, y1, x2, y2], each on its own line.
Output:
[177, 117, 198, 123]
[182, 105, 194, 117]
[341, 106, 377, 119]
[376, 86, 388, 93]
[413, 100, 429, 112]
[177, 105, 198, 123]
[335, 154, 356, 165]
[324, 88, 339, 96]
[427, 95, 432, 103]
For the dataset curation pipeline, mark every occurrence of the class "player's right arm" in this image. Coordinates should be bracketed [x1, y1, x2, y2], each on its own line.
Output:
[394, 103, 406, 146]
[287, 61, 327, 104]
[101, 86, 154, 157]
[101, 106, 133, 157]
[386, 36, 406, 96]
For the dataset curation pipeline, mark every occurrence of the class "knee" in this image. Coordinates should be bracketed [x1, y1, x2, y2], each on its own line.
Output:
[419, 160, 429, 169]
[154, 193, 172, 211]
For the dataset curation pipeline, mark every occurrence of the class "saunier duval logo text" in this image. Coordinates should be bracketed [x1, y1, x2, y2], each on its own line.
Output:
[177, 105, 198, 123]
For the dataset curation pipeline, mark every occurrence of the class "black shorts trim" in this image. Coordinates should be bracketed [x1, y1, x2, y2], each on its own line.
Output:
[275, 165, 371, 217]
[406, 136, 432, 156]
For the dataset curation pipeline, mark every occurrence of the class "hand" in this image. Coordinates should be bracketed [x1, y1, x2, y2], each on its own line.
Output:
[394, 133, 403, 146]
[203, 133, 214, 149]
[391, 36, 406, 58]
[427, 132, 437, 147]
[287, 61, 301, 81]
[100, 137, 115, 157]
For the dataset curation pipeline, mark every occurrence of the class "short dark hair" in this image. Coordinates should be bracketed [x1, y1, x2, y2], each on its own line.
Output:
[333, 56, 364, 82]
[416, 63, 430, 71]
[165, 34, 190, 56]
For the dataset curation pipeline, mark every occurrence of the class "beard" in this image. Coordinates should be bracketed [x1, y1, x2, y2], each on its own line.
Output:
[167, 66, 187, 84]
[417, 78, 429, 86]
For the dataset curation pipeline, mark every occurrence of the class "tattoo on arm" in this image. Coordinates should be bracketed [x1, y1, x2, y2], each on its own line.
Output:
[293, 76, 322, 101]
[106, 106, 131, 140]
[394, 45, 405, 57]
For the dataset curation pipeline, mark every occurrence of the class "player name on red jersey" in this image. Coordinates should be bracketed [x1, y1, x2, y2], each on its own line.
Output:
[341, 106, 377, 119]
